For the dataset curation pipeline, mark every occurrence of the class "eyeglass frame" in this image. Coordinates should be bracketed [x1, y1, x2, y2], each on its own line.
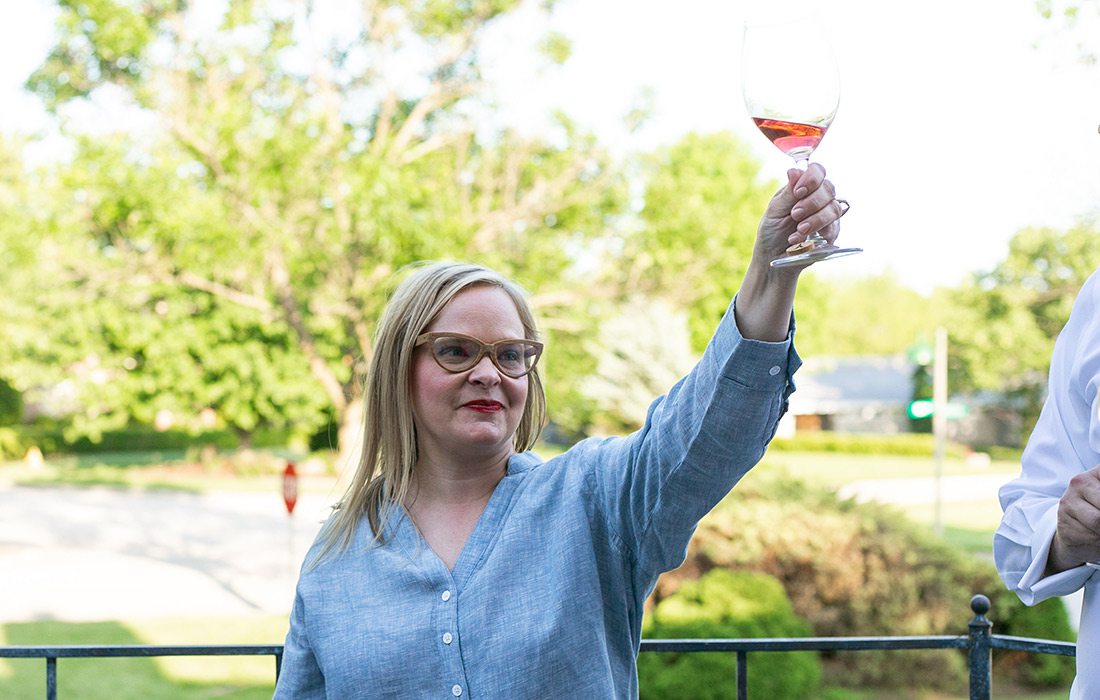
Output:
[413, 332, 544, 378]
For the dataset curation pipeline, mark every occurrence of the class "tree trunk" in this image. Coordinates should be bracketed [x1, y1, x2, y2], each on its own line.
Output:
[334, 397, 364, 493]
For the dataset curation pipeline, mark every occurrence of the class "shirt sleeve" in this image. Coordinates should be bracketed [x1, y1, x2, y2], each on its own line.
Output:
[994, 270, 1100, 604]
[583, 294, 800, 592]
[273, 591, 327, 699]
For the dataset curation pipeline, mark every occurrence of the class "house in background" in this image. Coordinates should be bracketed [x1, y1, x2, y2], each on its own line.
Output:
[778, 355, 1026, 447]
[778, 355, 914, 437]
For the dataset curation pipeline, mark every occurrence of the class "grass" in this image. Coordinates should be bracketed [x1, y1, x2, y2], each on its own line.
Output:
[1, 449, 342, 494]
[757, 450, 1020, 488]
[0, 615, 287, 700]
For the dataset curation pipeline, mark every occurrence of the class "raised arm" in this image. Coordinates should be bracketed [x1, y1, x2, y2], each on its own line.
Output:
[735, 164, 844, 341]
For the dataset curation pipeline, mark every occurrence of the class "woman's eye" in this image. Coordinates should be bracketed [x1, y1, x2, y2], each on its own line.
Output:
[438, 343, 471, 358]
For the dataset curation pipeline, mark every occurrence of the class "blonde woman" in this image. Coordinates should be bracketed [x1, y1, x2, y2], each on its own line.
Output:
[274, 164, 847, 699]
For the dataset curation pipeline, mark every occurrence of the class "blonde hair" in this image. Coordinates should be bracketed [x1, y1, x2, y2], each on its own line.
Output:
[313, 262, 546, 563]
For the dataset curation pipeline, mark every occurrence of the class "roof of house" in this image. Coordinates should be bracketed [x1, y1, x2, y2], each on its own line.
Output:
[789, 355, 915, 414]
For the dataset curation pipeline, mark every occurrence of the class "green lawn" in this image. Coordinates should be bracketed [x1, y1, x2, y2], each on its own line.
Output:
[758, 450, 1021, 488]
[0, 616, 287, 700]
[1, 450, 340, 494]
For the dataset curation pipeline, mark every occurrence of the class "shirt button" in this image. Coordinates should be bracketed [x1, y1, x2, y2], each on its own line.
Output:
[768, 366, 781, 376]
[442, 632, 453, 644]
[451, 684, 463, 697]
[441, 590, 452, 602]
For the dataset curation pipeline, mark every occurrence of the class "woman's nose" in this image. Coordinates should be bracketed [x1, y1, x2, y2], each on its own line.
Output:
[467, 355, 502, 385]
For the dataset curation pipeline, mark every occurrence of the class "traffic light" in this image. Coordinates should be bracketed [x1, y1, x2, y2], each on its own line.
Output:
[907, 398, 935, 420]
[906, 399, 968, 420]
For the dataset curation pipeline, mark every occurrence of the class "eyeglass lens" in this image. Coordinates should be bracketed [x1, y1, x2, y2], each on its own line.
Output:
[431, 336, 537, 376]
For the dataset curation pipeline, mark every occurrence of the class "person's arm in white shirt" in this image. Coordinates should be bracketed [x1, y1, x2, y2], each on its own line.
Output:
[994, 270, 1100, 603]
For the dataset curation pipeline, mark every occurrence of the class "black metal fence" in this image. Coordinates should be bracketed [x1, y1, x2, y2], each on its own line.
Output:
[0, 595, 1076, 700]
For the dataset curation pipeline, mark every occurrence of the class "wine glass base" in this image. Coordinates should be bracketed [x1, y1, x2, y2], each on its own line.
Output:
[770, 244, 863, 268]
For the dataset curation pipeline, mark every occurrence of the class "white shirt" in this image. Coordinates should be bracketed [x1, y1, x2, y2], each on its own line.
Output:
[995, 268, 1100, 699]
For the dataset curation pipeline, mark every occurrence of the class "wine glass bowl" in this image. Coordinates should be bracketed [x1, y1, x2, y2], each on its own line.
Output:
[741, 14, 861, 267]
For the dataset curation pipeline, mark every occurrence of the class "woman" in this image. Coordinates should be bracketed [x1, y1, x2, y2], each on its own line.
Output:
[274, 164, 847, 699]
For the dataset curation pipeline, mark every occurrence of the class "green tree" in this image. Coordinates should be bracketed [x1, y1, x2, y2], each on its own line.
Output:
[615, 134, 937, 363]
[792, 272, 946, 357]
[946, 221, 1100, 435]
[615, 131, 775, 351]
[21, 0, 624, 451]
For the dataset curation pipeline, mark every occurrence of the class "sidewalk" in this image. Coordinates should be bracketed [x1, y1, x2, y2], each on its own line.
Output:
[0, 485, 333, 623]
[838, 472, 1011, 505]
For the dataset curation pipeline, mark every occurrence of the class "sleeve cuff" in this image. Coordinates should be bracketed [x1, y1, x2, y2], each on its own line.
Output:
[719, 295, 802, 393]
[1015, 505, 1096, 603]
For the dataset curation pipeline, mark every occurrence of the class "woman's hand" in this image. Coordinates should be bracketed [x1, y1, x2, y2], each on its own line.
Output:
[735, 162, 846, 341]
[752, 163, 846, 270]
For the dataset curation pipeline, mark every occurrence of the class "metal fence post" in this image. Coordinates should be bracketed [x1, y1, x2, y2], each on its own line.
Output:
[736, 651, 747, 700]
[46, 656, 57, 700]
[968, 594, 992, 700]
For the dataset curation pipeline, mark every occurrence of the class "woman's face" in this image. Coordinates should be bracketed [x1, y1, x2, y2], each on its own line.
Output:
[410, 285, 529, 466]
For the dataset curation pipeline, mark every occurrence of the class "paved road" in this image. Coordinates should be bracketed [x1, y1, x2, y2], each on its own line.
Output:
[839, 473, 1012, 505]
[0, 472, 1026, 624]
[0, 484, 334, 623]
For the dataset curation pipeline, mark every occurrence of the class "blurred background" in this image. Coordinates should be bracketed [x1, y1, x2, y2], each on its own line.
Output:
[1, 0, 1098, 698]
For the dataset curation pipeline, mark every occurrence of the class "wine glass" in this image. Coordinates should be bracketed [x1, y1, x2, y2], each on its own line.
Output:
[741, 14, 862, 267]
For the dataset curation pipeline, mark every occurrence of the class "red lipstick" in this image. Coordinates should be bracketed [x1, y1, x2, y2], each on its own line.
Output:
[463, 400, 503, 413]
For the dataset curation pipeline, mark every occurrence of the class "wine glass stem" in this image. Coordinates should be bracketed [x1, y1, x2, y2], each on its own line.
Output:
[795, 158, 829, 246]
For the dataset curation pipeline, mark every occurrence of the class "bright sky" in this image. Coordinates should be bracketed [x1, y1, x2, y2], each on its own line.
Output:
[3, 0, 1098, 295]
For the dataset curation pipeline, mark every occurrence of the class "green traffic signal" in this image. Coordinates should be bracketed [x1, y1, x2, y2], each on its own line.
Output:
[907, 398, 935, 420]
[907, 399, 969, 420]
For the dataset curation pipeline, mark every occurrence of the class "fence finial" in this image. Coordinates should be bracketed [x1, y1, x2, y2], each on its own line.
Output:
[970, 594, 991, 620]
[969, 594, 993, 700]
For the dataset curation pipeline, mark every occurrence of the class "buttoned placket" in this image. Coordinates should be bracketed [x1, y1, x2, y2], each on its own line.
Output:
[438, 584, 465, 697]
[411, 466, 524, 700]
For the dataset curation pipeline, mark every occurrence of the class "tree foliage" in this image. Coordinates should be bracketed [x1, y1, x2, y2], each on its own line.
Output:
[792, 271, 946, 358]
[16, 0, 625, 448]
[946, 221, 1100, 432]
[618, 132, 774, 350]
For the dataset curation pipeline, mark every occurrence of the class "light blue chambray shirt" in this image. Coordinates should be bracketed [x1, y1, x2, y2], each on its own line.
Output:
[274, 298, 800, 699]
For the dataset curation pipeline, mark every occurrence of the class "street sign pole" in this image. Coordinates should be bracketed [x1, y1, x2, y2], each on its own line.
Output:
[283, 462, 299, 584]
[932, 327, 948, 537]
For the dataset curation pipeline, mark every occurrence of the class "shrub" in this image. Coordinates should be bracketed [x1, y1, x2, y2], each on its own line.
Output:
[0, 377, 21, 426]
[990, 590, 1076, 687]
[639, 569, 820, 700]
[0, 427, 23, 459]
[768, 431, 968, 458]
[650, 472, 1073, 692]
[13, 424, 305, 455]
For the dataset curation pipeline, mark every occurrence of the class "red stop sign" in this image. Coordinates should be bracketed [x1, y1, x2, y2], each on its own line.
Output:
[283, 462, 299, 515]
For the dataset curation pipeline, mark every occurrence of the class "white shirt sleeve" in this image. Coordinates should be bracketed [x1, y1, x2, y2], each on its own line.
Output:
[994, 269, 1100, 605]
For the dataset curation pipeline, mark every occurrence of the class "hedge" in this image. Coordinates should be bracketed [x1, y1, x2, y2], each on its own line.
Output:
[639, 569, 820, 700]
[650, 472, 1074, 693]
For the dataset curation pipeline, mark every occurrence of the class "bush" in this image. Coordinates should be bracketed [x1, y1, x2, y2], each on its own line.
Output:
[0, 427, 24, 460]
[990, 591, 1076, 687]
[639, 569, 820, 700]
[13, 424, 306, 455]
[650, 472, 1074, 692]
[0, 377, 21, 426]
